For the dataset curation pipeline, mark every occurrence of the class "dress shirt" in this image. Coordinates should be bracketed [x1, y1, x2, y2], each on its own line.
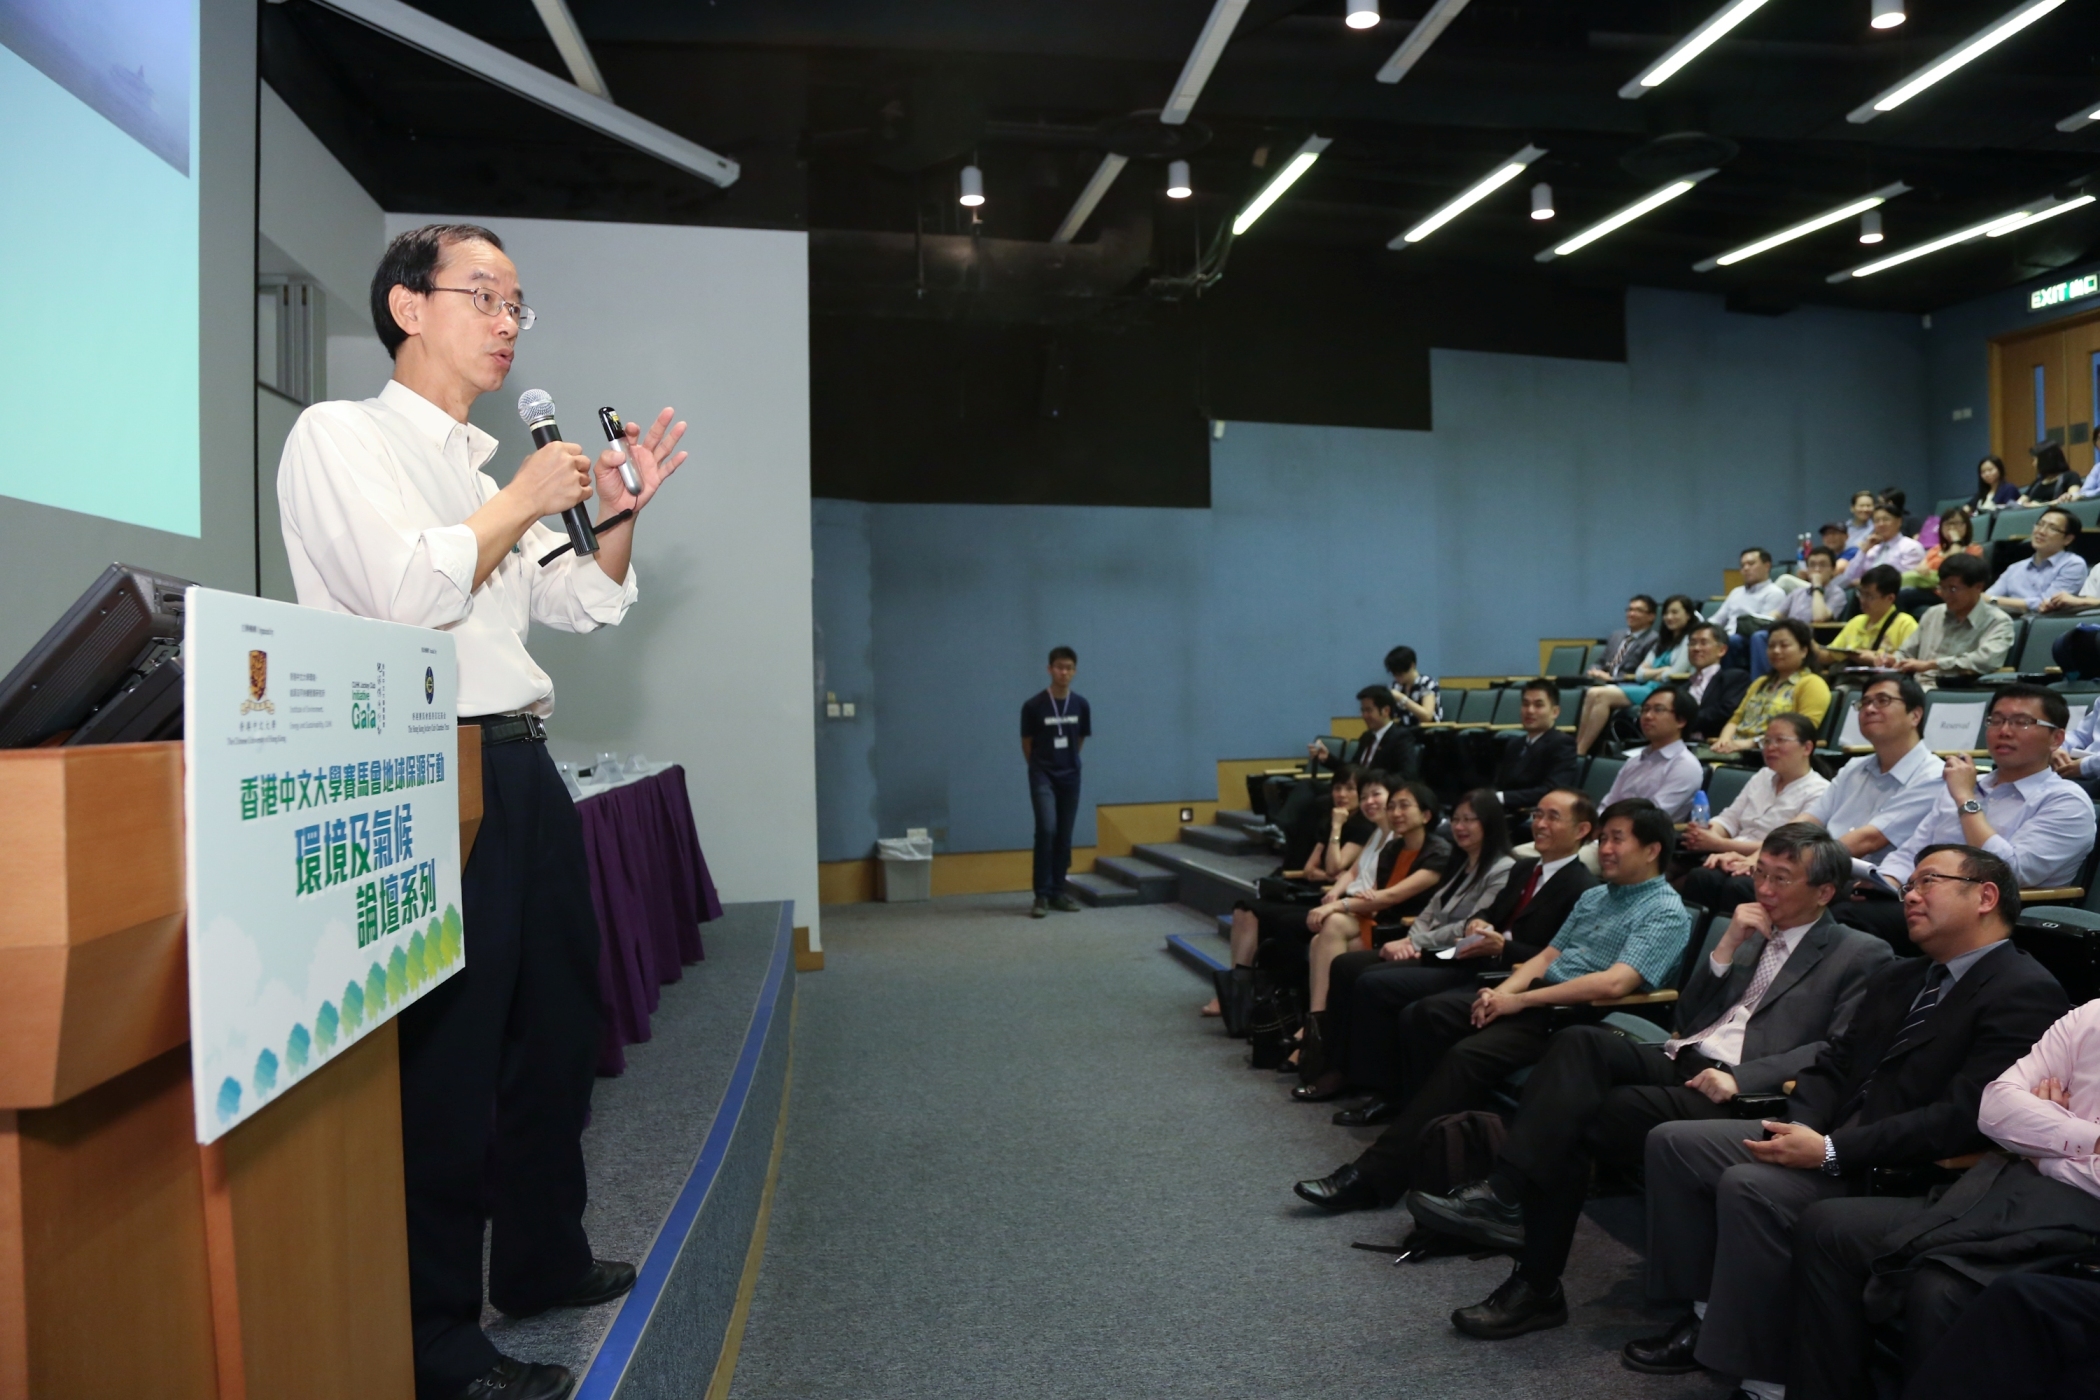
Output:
[1780, 581, 1847, 626]
[1828, 608, 1917, 655]
[2082, 469, 2100, 500]
[1665, 919, 1815, 1066]
[1839, 534, 1928, 586]
[2064, 701, 2100, 780]
[1710, 767, 1831, 843]
[1707, 581, 1789, 633]
[1530, 853, 1578, 890]
[1803, 743, 1946, 863]
[1685, 663, 1720, 704]
[1877, 766, 2098, 890]
[1895, 602, 2017, 686]
[277, 380, 637, 718]
[1845, 519, 1875, 550]
[1980, 999, 2100, 1200]
[1603, 739, 1705, 820]
[1989, 550, 2090, 610]
[1542, 877, 1690, 990]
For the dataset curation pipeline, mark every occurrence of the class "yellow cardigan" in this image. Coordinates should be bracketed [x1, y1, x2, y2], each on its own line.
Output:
[1727, 670, 1831, 738]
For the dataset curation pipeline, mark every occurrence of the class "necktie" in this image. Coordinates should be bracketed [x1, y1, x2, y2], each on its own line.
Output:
[1669, 933, 1788, 1058]
[1838, 963, 1949, 1124]
[1512, 863, 1544, 916]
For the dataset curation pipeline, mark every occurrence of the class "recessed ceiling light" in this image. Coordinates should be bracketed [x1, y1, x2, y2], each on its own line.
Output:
[1167, 160, 1193, 199]
[1620, 0, 1772, 99]
[1829, 193, 2096, 279]
[1531, 183, 1555, 221]
[1692, 182, 1910, 269]
[958, 165, 984, 207]
[1232, 136, 1330, 236]
[1848, 0, 2066, 123]
[1389, 144, 1546, 247]
[1346, 0, 1380, 30]
[1871, 0, 1906, 29]
[1859, 209, 1885, 244]
[1537, 171, 1718, 261]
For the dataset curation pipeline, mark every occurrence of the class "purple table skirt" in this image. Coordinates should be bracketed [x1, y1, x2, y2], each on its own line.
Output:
[577, 764, 724, 1075]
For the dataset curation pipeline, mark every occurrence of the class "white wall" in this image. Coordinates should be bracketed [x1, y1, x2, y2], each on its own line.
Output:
[385, 214, 820, 943]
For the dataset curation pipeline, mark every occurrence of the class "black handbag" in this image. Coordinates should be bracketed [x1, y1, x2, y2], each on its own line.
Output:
[1255, 875, 1325, 906]
[1246, 976, 1302, 1069]
[1212, 965, 1257, 1038]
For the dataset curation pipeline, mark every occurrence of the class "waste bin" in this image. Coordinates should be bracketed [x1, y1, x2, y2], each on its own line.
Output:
[876, 833, 935, 902]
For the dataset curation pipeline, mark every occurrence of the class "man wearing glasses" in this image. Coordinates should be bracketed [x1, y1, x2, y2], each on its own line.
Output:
[1625, 845, 2069, 1398]
[1856, 553, 2013, 689]
[1984, 507, 2089, 615]
[279, 225, 687, 1400]
[1834, 684, 2096, 948]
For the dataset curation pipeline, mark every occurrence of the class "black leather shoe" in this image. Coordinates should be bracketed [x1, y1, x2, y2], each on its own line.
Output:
[1331, 1096, 1401, 1127]
[1290, 1072, 1346, 1102]
[1622, 1312, 1704, 1374]
[495, 1259, 637, 1319]
[450, 1357, 575, 1400]
[1451, 1267, 1568, 1340]
[1293, 1163, 1385, 1213]
[1407, 1180, 1526, 1251]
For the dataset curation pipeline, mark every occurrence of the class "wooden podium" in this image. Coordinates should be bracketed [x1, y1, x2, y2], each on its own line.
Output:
[0, 729, 482, 1400]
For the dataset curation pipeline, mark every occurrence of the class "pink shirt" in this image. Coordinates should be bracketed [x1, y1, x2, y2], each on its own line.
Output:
[1979, 998, 2100, 1200]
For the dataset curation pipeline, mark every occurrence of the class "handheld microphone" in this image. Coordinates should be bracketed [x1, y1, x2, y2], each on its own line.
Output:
[597, 407, 643, 496]
[516, 389, 598, 559]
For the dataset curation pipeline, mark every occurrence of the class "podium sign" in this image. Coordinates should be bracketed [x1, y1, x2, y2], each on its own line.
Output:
[184, 589, 463, 1143]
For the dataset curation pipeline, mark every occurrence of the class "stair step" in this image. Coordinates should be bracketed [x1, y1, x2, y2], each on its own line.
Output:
[1065, 872, 1144, 907]
[1166, 933, 1228, 975]
[1216, 914, 1233, 944]
[1133, 843, 1268, 919]
[1091, 856, 1178, 902]
[1180, 823, 1266, 855]
[1215, 809, 1265, 834]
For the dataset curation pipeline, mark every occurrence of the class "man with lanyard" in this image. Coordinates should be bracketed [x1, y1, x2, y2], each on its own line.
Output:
[1022, 646, 1091, 918]
[278, 224, 687, 1400]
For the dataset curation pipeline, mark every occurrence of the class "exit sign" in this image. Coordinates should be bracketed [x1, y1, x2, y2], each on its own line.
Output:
[2030, 273, 2100, 311]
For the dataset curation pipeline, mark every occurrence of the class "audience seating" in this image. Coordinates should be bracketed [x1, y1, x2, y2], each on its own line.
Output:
[1704, 764, 1755, 812]
[1544, 644, 1589, 680]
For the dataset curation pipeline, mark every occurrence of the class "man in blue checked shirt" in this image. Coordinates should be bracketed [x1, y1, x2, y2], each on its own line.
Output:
[1294, 799, 1693, 1213]
[1984, 507, 2090, 616]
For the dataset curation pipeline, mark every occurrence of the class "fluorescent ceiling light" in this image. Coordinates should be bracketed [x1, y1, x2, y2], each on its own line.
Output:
[1537, 171, 1717, 261]
[1847, 0, 2066, 123]
[1377, 0, 1474, 84]
[2056, 99, 2100, 132]
[309, 0, 737, 185]
[528, 0, 608, 98]
[1693, 181, 1910, 270]
[1052, 154, 1128, 242]
[1163, 0, 1253, 123]
[1620, 0, 1771, 99]
[1828, 193, 2096, 280]
[1233, 136, 1330, 237]
[1390, 144, 1546, 247]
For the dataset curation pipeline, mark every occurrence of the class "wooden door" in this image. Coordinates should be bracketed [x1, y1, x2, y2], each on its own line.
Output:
[2064, 316, 2100, 475]
[1994, 309, 2100, 481]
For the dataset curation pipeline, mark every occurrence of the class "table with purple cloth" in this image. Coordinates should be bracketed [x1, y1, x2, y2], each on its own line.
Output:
[574, 763, 723, 1075]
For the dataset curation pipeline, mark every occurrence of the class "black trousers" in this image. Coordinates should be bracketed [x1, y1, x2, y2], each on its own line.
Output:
[1354, 989, 1557, 1192]
[1789, 1195, 1982, 1400]
[1904, 1273, 2100, 1400]
[1327, 952, 1477, 1091]
[1494, 1026, 1731, 1283]
[1679, 866, 1756, 914]
[398, 738, 602, 1397]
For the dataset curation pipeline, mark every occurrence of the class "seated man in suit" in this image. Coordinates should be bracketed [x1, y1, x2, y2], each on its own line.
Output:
[1261, 687, 1411, 850]
[1324, 787, 1601, 1127]
[1492, 679, 1581, 836]
[1625, 845, 2070, 1398]
[1292, 799, 1691, 1212]
[1683, 623, 1753, 748]
[1835, 684, 2097, 949]
[1587, 595, 1661, 686]
[1787, 993, 2100, 1400]
[1683, 674, 1944, 914]
[1902, 1275, 2100, 1400]
[1602, 687, 1707, 821]
[1408, 822, 1894, 1338]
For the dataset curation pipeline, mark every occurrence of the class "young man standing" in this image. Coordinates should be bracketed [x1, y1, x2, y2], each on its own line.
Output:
[1022, 647, 1091, 918]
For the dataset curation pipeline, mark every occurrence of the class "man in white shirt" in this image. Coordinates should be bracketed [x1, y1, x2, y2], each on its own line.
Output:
[1838, 684, 2097, 947]
[1838, 503, 1926, 588]
[2049, 694, 2100, 794]
[278, 224, 687, 1400]
[1707, 548, 1789, 637]
[1985, 507, 2090, 615]
[1603, 687, 1707, 821]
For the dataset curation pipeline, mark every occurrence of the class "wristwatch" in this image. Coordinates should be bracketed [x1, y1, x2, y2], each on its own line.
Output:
[1821, 1135, 1841, 1176]
[1959, 797, 1984, 815]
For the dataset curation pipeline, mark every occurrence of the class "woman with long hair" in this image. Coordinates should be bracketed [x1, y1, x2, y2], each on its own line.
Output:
[1971, 455, 2017, 511]
[2021, 443, 2079, 504]
[1574, 594, 1698, 755]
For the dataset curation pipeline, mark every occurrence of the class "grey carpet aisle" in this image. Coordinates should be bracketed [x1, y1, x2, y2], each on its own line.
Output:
[729, 895, 1734, 1400]
[484, 901, 782, 1377]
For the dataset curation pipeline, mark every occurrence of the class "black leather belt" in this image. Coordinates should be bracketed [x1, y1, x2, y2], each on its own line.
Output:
[462, 713, 547, 745]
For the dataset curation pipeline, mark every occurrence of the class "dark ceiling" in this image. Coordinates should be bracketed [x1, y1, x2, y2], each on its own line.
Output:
[266, 0, 2100, 317]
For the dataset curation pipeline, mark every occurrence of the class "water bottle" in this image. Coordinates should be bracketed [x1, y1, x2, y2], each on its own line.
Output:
[1690, 791, 1710, 826]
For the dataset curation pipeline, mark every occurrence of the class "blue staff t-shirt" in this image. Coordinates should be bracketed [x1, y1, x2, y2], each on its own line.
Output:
[1022, 689, 1091, 776]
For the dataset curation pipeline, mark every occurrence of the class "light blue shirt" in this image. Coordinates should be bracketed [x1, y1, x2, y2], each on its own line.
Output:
[1602, 740, 1705, 821]
[1879, 765, 2098, 890]
[2065, 701, 2100, 780]
[1804, 742, 1946, 864]
[1989, 550, 2090, 610]
[1544, 876, 1691, 991]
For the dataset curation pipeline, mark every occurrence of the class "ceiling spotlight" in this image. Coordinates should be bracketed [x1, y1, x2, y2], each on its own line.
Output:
[1167, 160, 1193, 199]
[1232, 135, 1330, 236]
[1390, 144, 1546, 246]
[2055, 99, 2100, 131]
[1871, 0, 1906, 28]
[1848, 0, 2066, 123]
[1860, 209, 1885, 243]
[1537, 171, 1717, 261]
[1829, 192, 2097, 280]
[1692, 182, 1910, 269]
[1531, 182, 1555, 221]
[1621, 0, 1772, 99]
[958, 164, 984, 207]
[1346, 0, 1380, 28]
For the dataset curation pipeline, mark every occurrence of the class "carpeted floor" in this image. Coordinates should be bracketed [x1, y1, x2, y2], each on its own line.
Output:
[729, 894, 1736, 1399]
[483, 900, 782, 1377]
